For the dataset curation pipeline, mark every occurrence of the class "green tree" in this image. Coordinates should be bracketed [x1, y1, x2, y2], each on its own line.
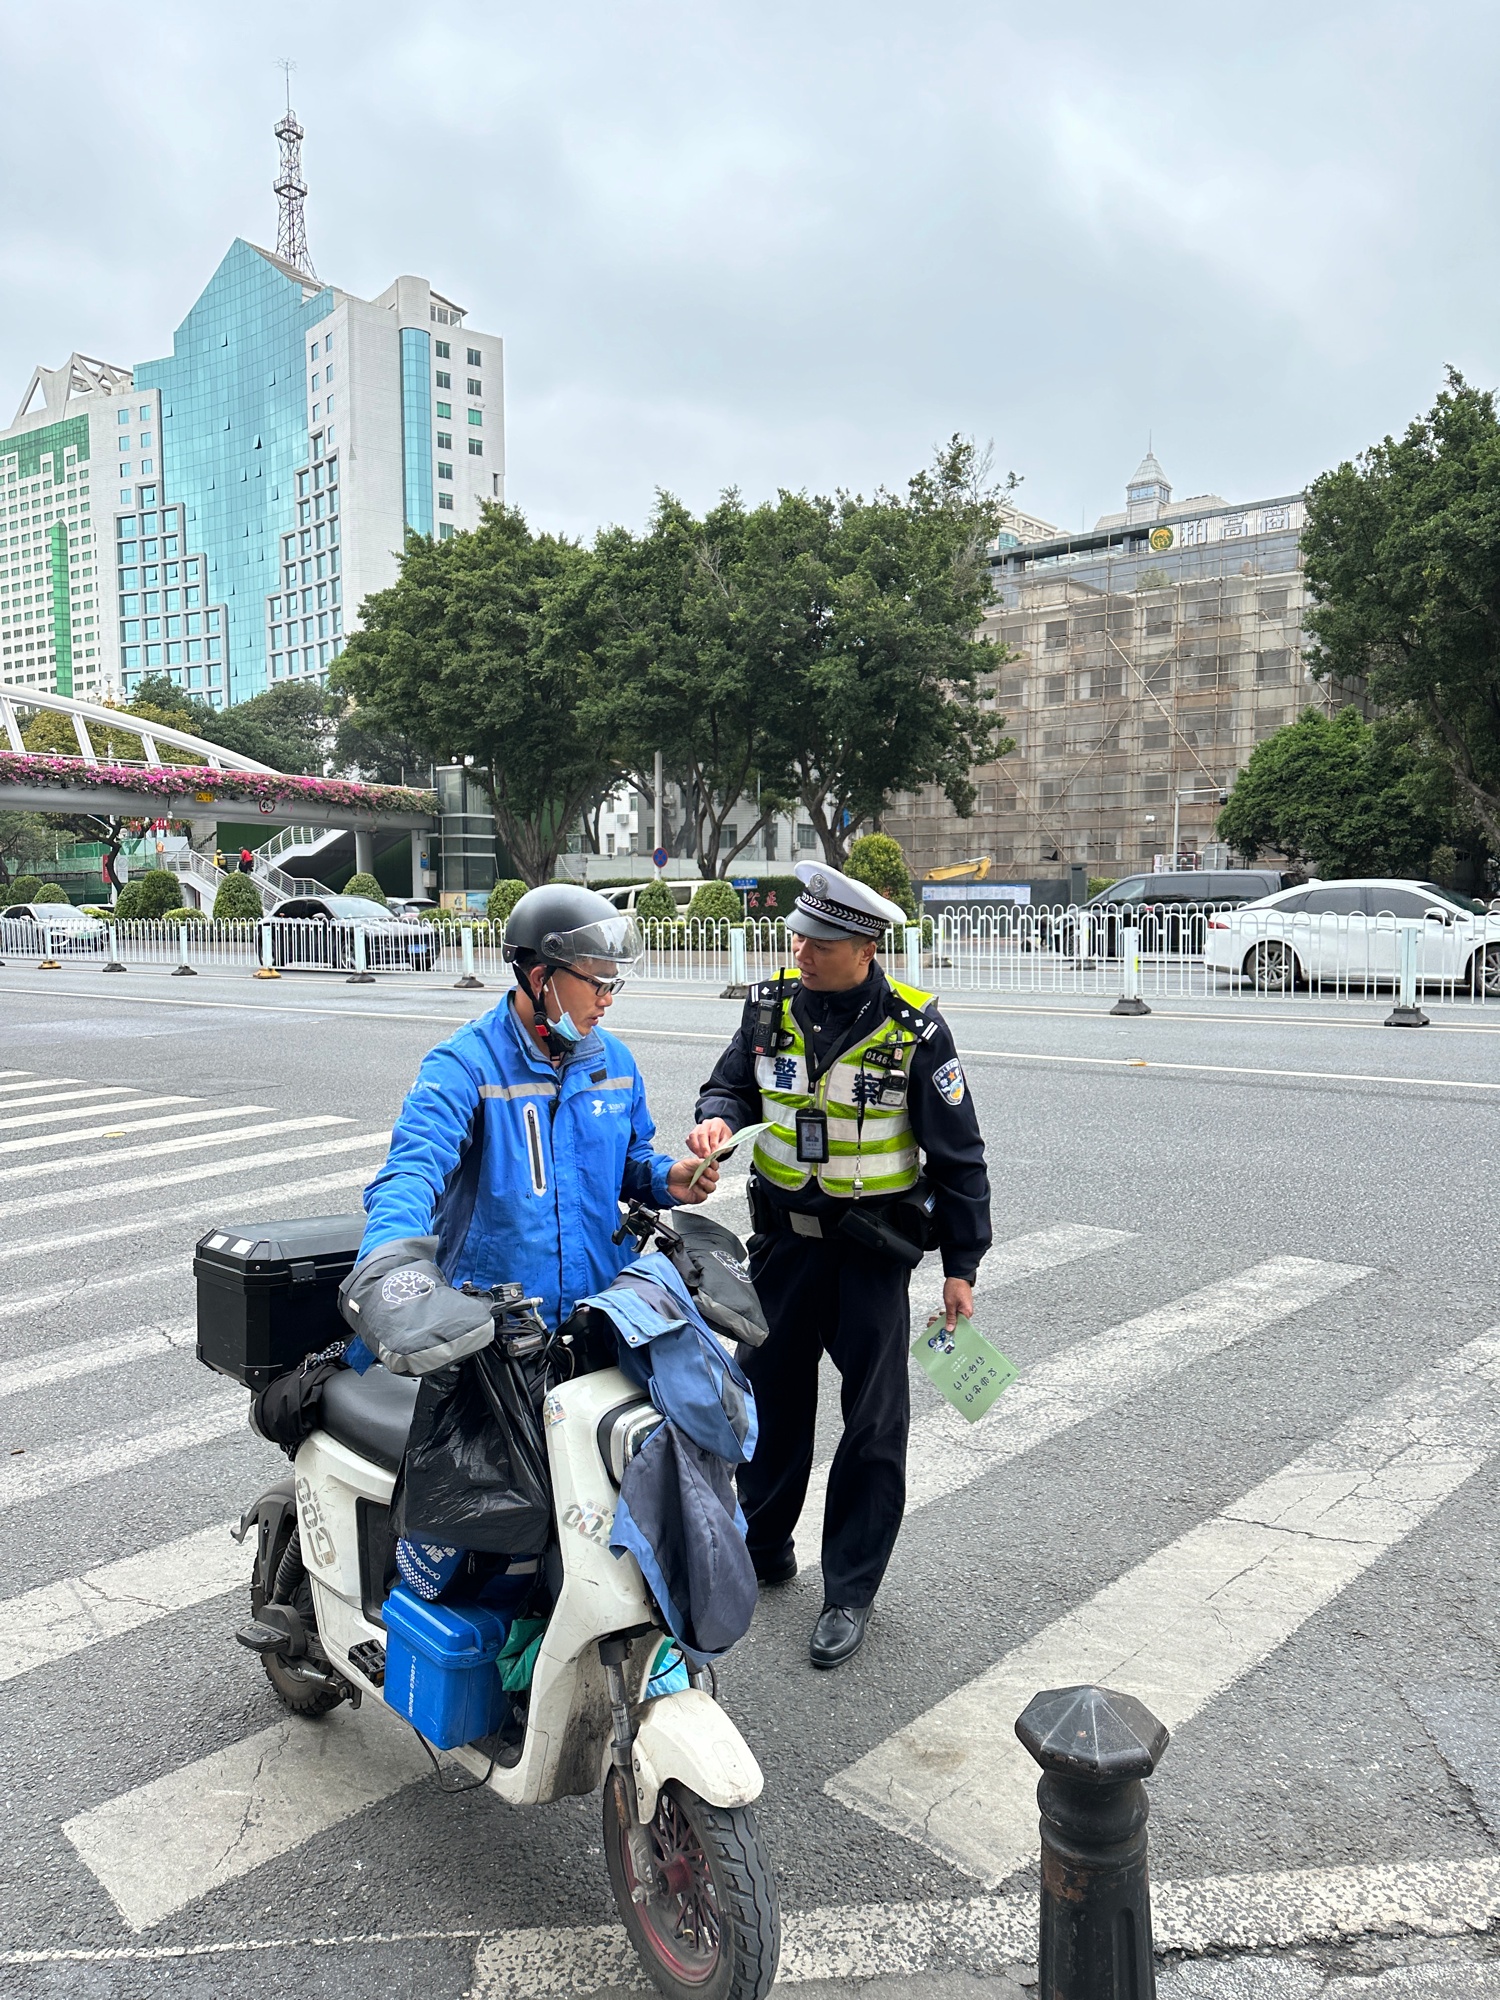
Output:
[6, 874, 43, 904]
[213, 872, 264, 921]
[487, 878, 527, 924]
[0, 812, 52, 886]
[1216, 707, 1463, 877]
[343, 872, 388, 907]
[331, 705, 433, 786]
[114, 869, 184, 920]
[32, 882, 68, 904]
[332, 508, 616, 885]
[750, 438, 1015, 862]
[1302, 370, 1500, 851]
[844, 832, 917, 920]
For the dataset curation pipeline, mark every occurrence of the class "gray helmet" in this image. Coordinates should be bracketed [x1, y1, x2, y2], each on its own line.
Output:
[502, 884, 643, 973]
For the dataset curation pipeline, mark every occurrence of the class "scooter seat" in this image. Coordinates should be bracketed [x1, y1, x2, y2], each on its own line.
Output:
[319, 1364, 420, 1473]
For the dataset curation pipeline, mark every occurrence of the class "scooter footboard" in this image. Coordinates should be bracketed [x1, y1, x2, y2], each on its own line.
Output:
[626, 1689, 764, 1819]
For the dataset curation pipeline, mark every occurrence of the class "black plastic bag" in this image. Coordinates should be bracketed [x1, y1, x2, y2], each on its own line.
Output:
[391, 1346, 552, 1555]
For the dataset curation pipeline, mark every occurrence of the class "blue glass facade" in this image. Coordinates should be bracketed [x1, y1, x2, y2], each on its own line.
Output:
[400, 328, 433, 539]
[136, 240, 333, 703]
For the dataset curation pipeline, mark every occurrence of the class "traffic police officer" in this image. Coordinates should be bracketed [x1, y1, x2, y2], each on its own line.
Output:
[687, 862, 991, 1668]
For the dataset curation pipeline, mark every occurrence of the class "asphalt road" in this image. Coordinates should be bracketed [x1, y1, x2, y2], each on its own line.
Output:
[2, 962, 1500, 1997]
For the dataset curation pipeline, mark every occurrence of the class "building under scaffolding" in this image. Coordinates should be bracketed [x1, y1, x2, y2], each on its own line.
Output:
[882, 455, 1349, 877]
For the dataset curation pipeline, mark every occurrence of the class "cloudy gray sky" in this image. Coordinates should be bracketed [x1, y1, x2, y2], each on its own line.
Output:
[3, 2, 1497, 539]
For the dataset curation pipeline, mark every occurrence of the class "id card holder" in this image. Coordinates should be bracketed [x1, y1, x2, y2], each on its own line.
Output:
[794, 1106, 829, 1164]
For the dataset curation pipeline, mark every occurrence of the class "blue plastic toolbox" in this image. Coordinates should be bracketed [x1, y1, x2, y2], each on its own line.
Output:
[381, 1587, 508, 1750]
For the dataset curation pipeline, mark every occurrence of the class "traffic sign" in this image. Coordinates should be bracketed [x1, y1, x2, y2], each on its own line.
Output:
[652, 846, 668, 868]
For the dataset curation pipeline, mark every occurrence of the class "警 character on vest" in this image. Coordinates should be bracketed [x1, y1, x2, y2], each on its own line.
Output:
[687, 861, 991, 1669]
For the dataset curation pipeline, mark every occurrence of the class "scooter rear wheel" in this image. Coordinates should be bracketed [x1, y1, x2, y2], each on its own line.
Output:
[604, 1772, 779, 2000]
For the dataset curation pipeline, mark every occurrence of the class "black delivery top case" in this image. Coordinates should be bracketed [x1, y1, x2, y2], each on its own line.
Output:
[195, 1214, 366, 1390]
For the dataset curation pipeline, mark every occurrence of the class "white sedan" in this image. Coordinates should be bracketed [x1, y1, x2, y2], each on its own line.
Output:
[1205, 879, 1500, 996]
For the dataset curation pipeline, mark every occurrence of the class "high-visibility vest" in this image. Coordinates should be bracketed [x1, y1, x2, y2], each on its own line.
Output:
[750, 975, 933, 1198]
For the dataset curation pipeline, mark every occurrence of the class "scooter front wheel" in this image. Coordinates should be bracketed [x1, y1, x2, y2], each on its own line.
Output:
[604, 1772, 779, 2000]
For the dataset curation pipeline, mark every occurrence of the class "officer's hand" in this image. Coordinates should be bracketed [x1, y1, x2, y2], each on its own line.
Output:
[942, 1277, 974, 1332]
[668, 1156, 719, 1204]
[685, 1118, 734, 1159]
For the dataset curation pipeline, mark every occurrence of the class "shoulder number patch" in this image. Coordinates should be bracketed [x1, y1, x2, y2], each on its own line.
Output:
[933, 1057, 966, 1106]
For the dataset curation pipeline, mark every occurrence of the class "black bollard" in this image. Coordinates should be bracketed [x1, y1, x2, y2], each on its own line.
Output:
[1015, 1683, 1169, 2000]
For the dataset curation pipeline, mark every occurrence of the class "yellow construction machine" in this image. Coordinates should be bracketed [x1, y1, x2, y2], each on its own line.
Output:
[924, 856, 992, 882]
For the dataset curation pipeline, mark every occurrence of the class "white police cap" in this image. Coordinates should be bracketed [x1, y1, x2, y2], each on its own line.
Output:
[787, 862, 907, 941]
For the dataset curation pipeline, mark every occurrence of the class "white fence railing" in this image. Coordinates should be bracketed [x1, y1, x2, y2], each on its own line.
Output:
[4, 904, 1498, 1008]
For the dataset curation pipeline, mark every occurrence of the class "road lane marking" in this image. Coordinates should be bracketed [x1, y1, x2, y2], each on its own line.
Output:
[799, 1254, 1371, 1561]
[0, 1321, 195, 1398]
[0, 1093, 193, 1134]
[0, 1521, 249, 1685]
[0, 1386, 249, 1511]
[906, 1222, 1134, 1326]
[0, 1114, 351, 1185]
[63, 1701, 434, 1931]
[827, 1328, 1500, 1887]
[958, 1046, 1500, 1094]
[0, 1164, 378, 1263]
[0, 1084, 143, 1114]
[0, 1105, 270, 1156]
[0, 1258, 185, 1322]
[7, 1855, 1500, 1974]
[0, 1130, 388, 1222]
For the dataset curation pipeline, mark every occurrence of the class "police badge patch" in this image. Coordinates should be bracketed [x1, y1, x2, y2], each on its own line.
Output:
[933, 1057, 966, 1105]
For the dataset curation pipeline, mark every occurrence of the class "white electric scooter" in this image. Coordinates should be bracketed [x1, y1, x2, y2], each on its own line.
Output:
[224, 1205, 780, 2000]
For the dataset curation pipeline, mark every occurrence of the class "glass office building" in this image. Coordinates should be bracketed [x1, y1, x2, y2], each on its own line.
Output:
[1, 244, 503, 706]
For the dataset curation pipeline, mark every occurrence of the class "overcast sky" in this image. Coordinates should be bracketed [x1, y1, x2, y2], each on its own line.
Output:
[3, 2, 1497, 540]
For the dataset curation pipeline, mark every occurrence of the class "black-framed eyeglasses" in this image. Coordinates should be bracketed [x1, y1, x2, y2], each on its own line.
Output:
[557, 966, 626, 998]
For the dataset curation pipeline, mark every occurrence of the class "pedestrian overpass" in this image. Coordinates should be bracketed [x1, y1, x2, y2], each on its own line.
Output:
[0, 687, 432, 909]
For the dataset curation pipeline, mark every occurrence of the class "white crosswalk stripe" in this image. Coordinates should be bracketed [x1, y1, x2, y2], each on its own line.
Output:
[0, 1130, 388, 1222]
[0, 1386, 248, 1511]
[0, 1089, 175, 1129]
[0, 1105, 271, 1157]
[63, 1704, 435, 1932]
[798, 1253, 1371, 1562]
[0, 1088, 162, 1120]
[0, 1321, 195, 1399]
[0, 1165, 376, 1265]
[0, 1113, 351, 1185]
[827, 1327, 1500, 1886]
[0, 1522, 249, 1685]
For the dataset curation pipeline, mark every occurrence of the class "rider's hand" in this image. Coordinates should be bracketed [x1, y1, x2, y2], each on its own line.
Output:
[686, 1118, 734, 1159]
[668, 1156, 719, 1204]
[942, 1277, 974, 1333]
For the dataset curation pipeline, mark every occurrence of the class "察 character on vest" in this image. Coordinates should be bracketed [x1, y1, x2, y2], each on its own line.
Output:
[687, 861, 991, 1668]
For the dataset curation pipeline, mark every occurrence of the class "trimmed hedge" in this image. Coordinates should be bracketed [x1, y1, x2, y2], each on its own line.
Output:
[162, 907, 210, 925]
[32, 883, 69, 905]
[487, 879, 527, 925]
[1, 874, 44, 908]
[343, 872, 388, 907]
[686, 880, 744, 924]
[213, 872, 264, 921]
[738, 874, 799, 917]
[634, 879, 677, 923]
[114, 869, 184, 921]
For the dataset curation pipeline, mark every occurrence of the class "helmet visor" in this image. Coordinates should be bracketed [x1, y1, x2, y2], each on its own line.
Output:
[540, 914, 644, 973]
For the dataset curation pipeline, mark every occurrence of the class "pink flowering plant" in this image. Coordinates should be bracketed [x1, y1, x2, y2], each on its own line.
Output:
[0, 751, 435, 819]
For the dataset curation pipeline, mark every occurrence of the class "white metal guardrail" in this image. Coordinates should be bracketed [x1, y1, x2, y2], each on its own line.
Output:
[4, 905, 1498, 1009]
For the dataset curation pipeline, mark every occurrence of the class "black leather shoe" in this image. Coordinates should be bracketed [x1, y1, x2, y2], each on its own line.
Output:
[753, 1547, 798, 1587]
[810, 1604, 870, 1669]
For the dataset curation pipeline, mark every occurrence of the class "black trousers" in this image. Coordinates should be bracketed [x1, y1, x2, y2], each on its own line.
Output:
[739, 1228, 911, 1608]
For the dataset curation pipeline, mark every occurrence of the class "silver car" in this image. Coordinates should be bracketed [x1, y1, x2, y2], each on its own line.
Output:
[257, 896, 439, 973]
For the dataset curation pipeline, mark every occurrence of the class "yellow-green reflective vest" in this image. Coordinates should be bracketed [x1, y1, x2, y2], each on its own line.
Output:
[750, 976, 933, 1198]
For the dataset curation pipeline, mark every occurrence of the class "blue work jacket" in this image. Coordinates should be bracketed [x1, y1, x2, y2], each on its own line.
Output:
[360, 996, 678, 1326]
